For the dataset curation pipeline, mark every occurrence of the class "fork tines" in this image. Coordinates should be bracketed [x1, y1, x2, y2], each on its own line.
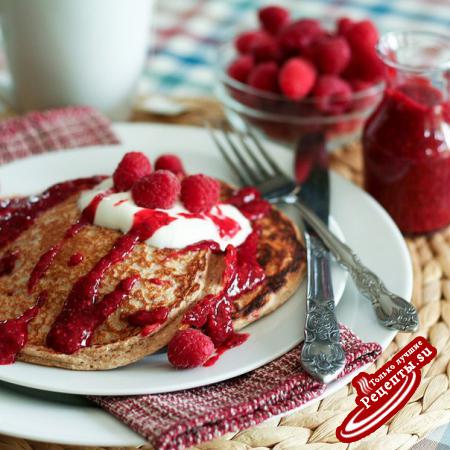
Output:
[205, 121, 283, 186]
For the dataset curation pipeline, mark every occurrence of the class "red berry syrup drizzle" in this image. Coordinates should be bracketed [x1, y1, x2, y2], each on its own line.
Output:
[0, 291, 47, 365]
[46, 208, 176, 354]
[127, 306, 170, 336]
[0, 177, 103, 364]
[0, 177, 103, 251]
[27, 189, 113, 293]
[68, 252, 84, 267]
[179, 207, 242, 239]
[0, 250, 19, 277]
[179, 187, 271, 366]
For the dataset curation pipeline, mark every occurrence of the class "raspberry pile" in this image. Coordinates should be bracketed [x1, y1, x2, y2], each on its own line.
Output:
[227, 6, 385, 114]
[112, 152, 220, 212]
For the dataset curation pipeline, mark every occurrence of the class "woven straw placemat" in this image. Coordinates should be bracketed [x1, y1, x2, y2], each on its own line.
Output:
[2, 99, 450, 450]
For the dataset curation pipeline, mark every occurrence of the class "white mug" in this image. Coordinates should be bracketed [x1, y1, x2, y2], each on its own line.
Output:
[0, 0, 153, 119]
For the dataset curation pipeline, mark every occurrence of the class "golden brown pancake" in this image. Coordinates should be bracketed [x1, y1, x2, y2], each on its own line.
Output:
[0, 181, 305, 370]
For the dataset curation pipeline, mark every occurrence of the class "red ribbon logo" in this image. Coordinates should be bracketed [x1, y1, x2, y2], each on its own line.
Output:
[337, 337, 437, 443]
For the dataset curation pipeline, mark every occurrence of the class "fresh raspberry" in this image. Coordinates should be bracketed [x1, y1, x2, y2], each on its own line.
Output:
[312, 35, 351, 75]
[180, 174, 220, 213]
[113, 152, 152, 192]
[154, 154, 186, 177]
[279, 58, 317, 100]
[344, 20, 379, 53]
[312, 75, 352, 114]
[235, 30, 269, 54]
[337, 17, 354, 35]
[277, 19, 323, 56]
[347, 47, 385, 82]
[227, 55, 254, 83]
[132, 170, 180, 209]
[258, 6, 290, 35]
[167, 329, 215, 369]
[249, 34, 281, 62]
[247, 62, 279, 93]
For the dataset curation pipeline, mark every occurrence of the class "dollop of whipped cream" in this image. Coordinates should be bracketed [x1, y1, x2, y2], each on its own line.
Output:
[78, 178, 252, 250]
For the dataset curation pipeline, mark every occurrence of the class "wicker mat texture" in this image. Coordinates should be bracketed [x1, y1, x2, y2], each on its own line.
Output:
[1, 99, 450, 450]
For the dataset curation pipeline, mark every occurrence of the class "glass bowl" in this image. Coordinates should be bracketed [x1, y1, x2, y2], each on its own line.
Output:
[215, 41, 385, 149]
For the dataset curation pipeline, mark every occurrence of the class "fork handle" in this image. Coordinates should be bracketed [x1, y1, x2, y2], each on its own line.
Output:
[290, 200, 419, 333]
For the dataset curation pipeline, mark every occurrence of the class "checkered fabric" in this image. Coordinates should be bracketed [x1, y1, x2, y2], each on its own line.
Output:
[0, 107, 119, 164]
[92, 326, 381, 450]
[145, 0, 450, 96]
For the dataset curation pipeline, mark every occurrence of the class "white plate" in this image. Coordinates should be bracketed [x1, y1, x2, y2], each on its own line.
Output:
[0, 123, 413, 446]
[0, 125, 347, 396]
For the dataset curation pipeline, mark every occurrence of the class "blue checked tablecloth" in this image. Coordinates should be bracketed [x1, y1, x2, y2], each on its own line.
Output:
[145, 1, 450, 448]
[145, 0, 450, 96]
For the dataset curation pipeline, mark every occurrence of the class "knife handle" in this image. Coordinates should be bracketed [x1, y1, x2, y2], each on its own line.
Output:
[291, 200, 419, 333]
[301, 232, 346, 383]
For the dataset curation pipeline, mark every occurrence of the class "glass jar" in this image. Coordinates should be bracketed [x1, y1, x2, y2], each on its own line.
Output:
[363, 31, 450, 234]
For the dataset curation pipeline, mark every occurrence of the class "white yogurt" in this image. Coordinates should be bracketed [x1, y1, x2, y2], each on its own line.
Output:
[78, 178, 252, 250]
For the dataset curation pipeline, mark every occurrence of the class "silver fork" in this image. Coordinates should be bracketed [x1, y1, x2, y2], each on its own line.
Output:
[207, 122, 419, 334]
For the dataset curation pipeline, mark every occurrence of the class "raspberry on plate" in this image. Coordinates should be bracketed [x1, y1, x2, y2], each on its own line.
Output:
[313, 75, 352, 114]
[277, 19, 323, 56]
[132, 170, 181, 209]
[279, 58, 317, 100]
[227, 55, 254, 83]
[248, 62, 279, 93]
[154, 154, 186, 177]
[168, 329, 215, 369]
[235, 30, 269, 54]
[258, 5, 290, 35]
[181, 174, 220, 213]
[113, 152, 152, 192]
[312, 35, 351, 75]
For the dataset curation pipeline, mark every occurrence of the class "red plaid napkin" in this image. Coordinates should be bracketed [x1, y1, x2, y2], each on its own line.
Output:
[0, 106, 119, 164]
[92, 326, 381, 450]
[0, 107, 382, 450]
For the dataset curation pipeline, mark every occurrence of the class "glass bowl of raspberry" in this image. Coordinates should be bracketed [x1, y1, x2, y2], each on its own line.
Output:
[215, 6, 385, 148]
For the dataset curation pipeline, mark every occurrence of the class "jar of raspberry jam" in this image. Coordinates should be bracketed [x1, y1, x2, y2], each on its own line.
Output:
[363, 31, 450, 234]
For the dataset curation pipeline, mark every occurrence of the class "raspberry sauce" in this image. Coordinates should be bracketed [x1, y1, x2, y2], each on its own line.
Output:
[165, 240, 222, 259]
[364, 83, 450, 233]
[27, 190, 112, 292]
[0, 177, 103, 250]
[228, 187, 271, 220]
[127, 306, 169, 327]
[0, 250, 19, 277]
[68, 252, 84, 267]
[180, 231, 264, 365]
[179, 208, 242, 238]
[46, 208, 175, 354]
[127, 306, 170, 336]
[0, 292, 46, 365]
[146, 278, 170, 286]
[204, 333, 249, 367]
[363, 32, 450, 234]
[47, 276, 139, 354]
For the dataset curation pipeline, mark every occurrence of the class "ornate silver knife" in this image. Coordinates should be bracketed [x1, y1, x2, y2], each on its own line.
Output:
[297, 133, 346, 383]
